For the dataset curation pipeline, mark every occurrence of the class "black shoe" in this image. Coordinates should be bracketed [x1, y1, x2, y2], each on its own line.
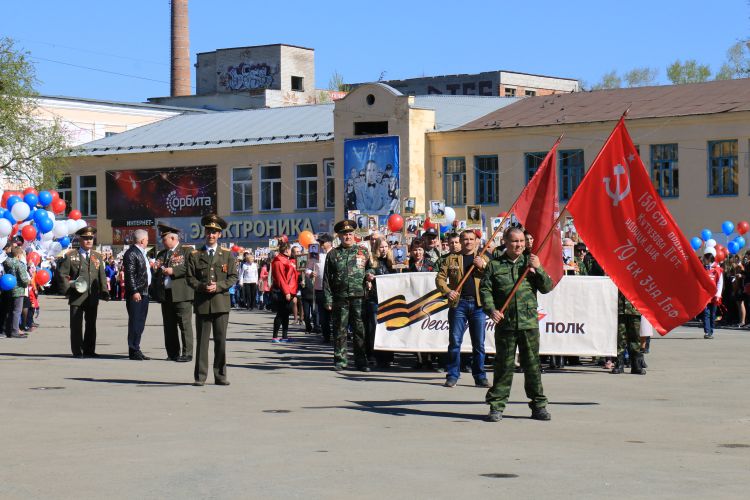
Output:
[73, 353, 85, 359]
[129, 354, 143, 361]
[185, 355, 193, 362]
[475, 379, 490, 388]
[138, 351, 151, 360]
[168, 355, 179, 361]
[83, 352, 100, 358]
[193, 380, 205, 386]
[531, 408, 551, 421]
[444, 378, 458, 388]
[216, 380, 230, 386]
[486, 409, 502, 422]
[176, 355, 189, 362]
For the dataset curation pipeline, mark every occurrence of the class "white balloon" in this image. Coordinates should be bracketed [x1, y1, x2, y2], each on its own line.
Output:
[66, 219, 77, 235]
[705, 238, 717, 248]
[53, 221, 68, 239]
[46, 210, 55, 222]
[10, 201, 30, 222]
[41, 231, 54, 242]
[0, 236, 6, 248]
[48, 242, 63, 256]
[76, 219, 87, 231]
[444, 206, 456, 225]
[0, 218, 11, 237]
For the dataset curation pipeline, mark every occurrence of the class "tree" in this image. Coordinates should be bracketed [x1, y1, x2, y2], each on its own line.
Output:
[328, 70, 351, 92]
[0, 37, 69, 188]
[590, 70, 622, 90]
[666, 59, 711, 84]
[715, 41, 750, 80]
[624, 67, 658, 87]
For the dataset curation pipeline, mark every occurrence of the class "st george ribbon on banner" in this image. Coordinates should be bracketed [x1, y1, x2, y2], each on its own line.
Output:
[565, 116, 715, 335]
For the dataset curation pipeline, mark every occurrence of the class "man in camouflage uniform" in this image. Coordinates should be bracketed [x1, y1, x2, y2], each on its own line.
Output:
[611, 292, 646, 375]
[480, 227, 554, 422]
[323, 219, 374, 372]
[573, 243, 589, 275]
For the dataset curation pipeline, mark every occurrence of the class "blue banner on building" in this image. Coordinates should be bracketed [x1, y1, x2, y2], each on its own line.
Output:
[344, 136, 400, 218]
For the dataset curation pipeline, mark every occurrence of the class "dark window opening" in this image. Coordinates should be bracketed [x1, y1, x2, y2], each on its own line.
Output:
[291, 76, 304, 91]
[354, 121, 388, 136]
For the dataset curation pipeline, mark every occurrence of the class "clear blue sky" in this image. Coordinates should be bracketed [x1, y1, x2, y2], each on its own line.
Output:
[4, 0, 749, 102]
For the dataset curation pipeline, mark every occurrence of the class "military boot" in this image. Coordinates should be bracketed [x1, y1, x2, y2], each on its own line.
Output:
[610, 355, 625, 374]
[631, 354, 647, 375]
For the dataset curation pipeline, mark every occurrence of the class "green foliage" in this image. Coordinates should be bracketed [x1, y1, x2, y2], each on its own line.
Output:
[624, 67, 658, 87]
[666, 59, 711, 84]
[328, 70, 351, 92]
[591, 70, 622, 90]
[715, 41, 750, 80]
[0, 37, 70, 188]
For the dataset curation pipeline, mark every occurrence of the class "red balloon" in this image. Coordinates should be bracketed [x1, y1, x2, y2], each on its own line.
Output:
[715, 244, 725, 253]
[35, 269, 51, 286]
[23, 187, 38, 196]
[737, 221, 750, 235]
[474, 229, 482, 238]
[716, 248, 727, 263]
[231, 245, 241, 253]
[68, 209, 82, 221]
[423, 217, 434, 230]
[49, 190, 60, 201]
[26, 252, 42, 266]
[21, 225, 37, 241]
[1, 191, 12, 208]
[51, 198, 66, 214]
[387, 214, 404, 232]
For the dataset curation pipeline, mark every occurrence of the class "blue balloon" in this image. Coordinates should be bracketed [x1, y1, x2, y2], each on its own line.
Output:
[59, 236, 71, 249]
[439, 224, 451, 233]
[0, 274, 17, 291]
[6, 195, 22, 209]
[722, 220, 735, 236]
[38, 190, 53, 207]
[690, 237, 703, 250]
[37, 217, 54, 234]
[735, 236, 746, 249]
[727, 241, 740, 254]
[700, 229, 713, 241]
[33, 209, 48, 224]
[25, 208, 35, 222]
[23, 193, 39, 207]
[2, 211, 15, 224]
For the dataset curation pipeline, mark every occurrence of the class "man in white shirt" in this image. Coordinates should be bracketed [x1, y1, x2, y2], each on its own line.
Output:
[307, 233, 333, 342]
[238, 252, 259, 310]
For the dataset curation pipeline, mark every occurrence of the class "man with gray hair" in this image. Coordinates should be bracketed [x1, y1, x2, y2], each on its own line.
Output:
[124, 229, 152, 360]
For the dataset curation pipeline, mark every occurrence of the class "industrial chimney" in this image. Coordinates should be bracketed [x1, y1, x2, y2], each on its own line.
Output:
[170, 0, 191, 96]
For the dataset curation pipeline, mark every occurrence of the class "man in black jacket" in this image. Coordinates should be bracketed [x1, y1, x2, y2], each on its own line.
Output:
[124, 229, 152, 360]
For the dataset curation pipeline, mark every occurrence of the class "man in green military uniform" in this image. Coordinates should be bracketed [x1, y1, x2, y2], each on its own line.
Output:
[480, 227, 554, 422]
[56, 226, 109, 358]
[611, 292, 646, 375]
[153, 224, 194, 362]
[186, 215, 238, 386]
[323, 219, 375, 372]
[573, 243, 589, 275]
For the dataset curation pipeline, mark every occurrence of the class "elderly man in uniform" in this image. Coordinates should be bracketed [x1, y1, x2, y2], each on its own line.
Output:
[480, 226, 554, 422]
[153, 224, 194, 362]
[323, 219, 375, 372]
[187, 215, 237, 386]
[56, 226, 109, 358]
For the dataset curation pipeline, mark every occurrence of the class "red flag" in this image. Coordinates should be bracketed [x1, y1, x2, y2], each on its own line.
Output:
[566, 117, 715, 335]
[514, 139, 564, 285]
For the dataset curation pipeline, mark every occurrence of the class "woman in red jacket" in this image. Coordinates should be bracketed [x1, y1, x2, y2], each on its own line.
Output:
[271, 241, 298, 342]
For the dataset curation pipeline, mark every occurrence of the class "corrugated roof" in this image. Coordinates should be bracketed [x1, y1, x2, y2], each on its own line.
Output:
[456, 79, 750, 131]
[75, 103, 335, 156]
[39, 94, 212, 113]
[412, 95, 518, 131]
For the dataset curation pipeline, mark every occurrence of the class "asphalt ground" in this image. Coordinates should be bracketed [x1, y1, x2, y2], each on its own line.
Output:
[1, 295, 749, 499]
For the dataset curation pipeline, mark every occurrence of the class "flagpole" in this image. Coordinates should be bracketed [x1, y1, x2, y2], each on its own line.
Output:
[452, 133, 564, 294]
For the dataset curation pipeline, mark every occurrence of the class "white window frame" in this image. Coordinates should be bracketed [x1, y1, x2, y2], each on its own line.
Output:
[296, 163, 318, 210]
[78, 175, 97, 217]
[260, 165, 282, 211]
[231, 167, 253, 213]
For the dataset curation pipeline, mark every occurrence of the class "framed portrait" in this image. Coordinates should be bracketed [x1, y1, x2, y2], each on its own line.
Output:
[308, 243, 320, 259]
[348, 209, 361, 221]
[403, 197, 416, 215]
[387, 233, 402, 245]
[467, 205, 482, 226]
[356, 214, 370, 235]
[457, 220, 467, 230]
[296, 255, 308, 271]
[429, 199, 446, 223]
[268, 238, 279, 251]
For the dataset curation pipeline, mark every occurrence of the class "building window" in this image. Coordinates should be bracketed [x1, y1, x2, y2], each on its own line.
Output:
[504, 87, 517, 97]
[231, 167, 253, 212]
[354, 121, 388, 135]
[57, 175, 73, 213]
[324, 159, 335, 209]
[708, 140, 738, 196]
[104, 131, 118, 138]
[260, 165, 281, 211]
[443, 157, 466, 206]
[524, 152, 548, 184]
[296, 164, 318, 210]
[78, 175, 97, 217]
[525, 90, 536, 97]
[291, 76, 304, 91]
[475, 155, 499, 205]
[559, 149, 584, 201]
[650, 144, 678, 198]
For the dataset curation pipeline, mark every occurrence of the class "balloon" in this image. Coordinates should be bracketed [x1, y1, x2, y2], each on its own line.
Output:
[444, 206, 456, 225]
[66, 219, 77, 235]
[75, 219, 87, 231]
[22, 187, 38, 196]
[6, 195, 23, 210]
[735, 236, 746, 249]
[26, 252, 42, 266]
[716, 248, 727, 263]
[1, 209, 14, 224]
[20, 225, 37, 241]
[1, 192, 13, 208]
[721, 220, 735, 236]
[298, 230, 315, 248]
[52, 221, 68, 239]
[474, 229, 482, 238]
[705, 238, 717, 248]
[35, 269, 51, 286]
[423, 217, 434, 230]
[58, 236, 71, 249]
[0, 236, 6, 249]
[38, 190, 53, 207]
[49, 190, 60, 201]
[440, 224, 451, 233]
[0, 274, 17, 291]
[48, 242, 63, 256]
[387, 214, 404, 232]
[68, 209, 82, 221]
[690, 237, 703, 250]
[727, 241, 740, 255]
[231, 245, 241, 253]
[23, 193, 38, 208]
[700, 229, 712, 241]
[37, 217, 54, 234]
[737, 221, 749, 236]
[0, 218, 12, 237]
[33, 209, 49, 224]
[41, 231, 54, 242]
[51, 198, 66, 214]
[10, 201, 30, 222]
[46, 210, 55, 222]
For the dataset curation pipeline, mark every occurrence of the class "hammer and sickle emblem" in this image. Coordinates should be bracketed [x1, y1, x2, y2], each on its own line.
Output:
[603, 163, 631, 206]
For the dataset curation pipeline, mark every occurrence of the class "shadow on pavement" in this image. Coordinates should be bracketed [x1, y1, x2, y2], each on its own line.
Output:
[67, 377, 193, 387]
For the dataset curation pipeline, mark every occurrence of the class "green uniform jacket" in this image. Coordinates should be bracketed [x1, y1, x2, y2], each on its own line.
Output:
[2, 258, 29, 298]
[56, 249, 108, 306]
[435, 251, 490, 308]
[574, 256, 589, 276]
[618, 291, 640, 316]
[480, 253, 553, 332]
[153, 244, 195, 303]
[323, 244, 372, 308]
[186, 246, 238, 314]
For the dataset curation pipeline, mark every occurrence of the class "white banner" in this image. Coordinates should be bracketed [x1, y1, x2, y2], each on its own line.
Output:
[375, 274, 617, 356]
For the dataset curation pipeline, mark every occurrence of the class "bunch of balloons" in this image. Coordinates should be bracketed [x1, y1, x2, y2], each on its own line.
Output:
[690, 219, 749, 262]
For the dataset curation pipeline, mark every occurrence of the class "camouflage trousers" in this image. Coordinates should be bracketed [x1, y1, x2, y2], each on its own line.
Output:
[331, 297, 367, 368]
[617, 314, 641, 357]
[486, 328, 547, 412]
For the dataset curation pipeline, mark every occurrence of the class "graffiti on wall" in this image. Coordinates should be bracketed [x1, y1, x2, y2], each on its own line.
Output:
[219, 62, 277, 91]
